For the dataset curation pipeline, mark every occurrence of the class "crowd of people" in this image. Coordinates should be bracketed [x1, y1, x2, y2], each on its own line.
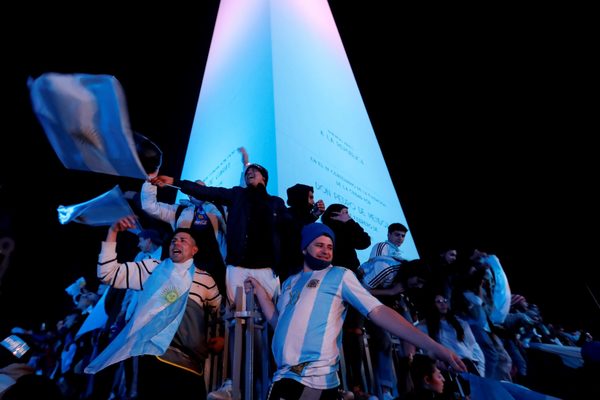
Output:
[1, 149, 596, 400]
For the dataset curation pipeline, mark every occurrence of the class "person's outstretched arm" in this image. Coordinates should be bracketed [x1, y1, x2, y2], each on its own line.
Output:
[151, 175, 235, 205]
[369, 305, 467, 372]
[151, 175, 175, 187]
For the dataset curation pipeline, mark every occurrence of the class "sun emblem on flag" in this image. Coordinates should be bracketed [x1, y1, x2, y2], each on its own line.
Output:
[161, 286, 179, 303]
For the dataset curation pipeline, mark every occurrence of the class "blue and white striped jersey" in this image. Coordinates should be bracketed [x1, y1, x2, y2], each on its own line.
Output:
[272, 266, 382, 389]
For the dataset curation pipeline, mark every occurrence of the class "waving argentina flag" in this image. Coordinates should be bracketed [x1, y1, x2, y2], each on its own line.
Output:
[28, 72, 151, 179]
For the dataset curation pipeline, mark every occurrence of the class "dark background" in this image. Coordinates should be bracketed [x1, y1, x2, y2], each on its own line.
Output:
[1, 2, 597, 337]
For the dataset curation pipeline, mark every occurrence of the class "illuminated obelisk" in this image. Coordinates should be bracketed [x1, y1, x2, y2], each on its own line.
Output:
[180, 0, 419, 260]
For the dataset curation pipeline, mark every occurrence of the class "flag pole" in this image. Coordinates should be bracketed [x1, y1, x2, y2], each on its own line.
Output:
[585, 284, 600, 313]
[162, 183, 181, 190]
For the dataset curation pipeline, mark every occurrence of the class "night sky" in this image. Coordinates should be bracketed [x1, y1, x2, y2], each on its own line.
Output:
[1, 2, 596, 337]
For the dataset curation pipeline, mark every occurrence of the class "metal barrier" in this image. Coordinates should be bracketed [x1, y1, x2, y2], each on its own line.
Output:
[225, 286, 271, 400]
[205, 305, 226, 392]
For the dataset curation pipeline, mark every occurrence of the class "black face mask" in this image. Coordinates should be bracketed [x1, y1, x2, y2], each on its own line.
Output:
[304, 252, 331, 271]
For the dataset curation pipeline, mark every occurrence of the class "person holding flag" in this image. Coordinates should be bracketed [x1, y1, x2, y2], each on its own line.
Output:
[84, 215, 222, 399]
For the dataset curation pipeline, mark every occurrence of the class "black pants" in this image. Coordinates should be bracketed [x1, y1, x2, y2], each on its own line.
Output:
[267, 378, 340, 400]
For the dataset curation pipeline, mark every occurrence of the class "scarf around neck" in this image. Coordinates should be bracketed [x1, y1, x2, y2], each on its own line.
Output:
[85, 258, 194, 374]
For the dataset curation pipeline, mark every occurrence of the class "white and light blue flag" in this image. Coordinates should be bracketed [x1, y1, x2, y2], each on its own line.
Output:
[57, 185, 139, 228]
[75, 289, 109, 340]
[28, 72, 147, 179]
[485, 254, 512, 325]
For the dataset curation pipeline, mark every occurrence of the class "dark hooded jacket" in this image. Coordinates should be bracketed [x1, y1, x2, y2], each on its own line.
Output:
[279, 184, 320, 281]
[321, 203, 371, 273]
[176, 179, 290, 272]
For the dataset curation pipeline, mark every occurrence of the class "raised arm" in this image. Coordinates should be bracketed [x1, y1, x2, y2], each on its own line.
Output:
[239, 146, 249, 166]
[238, 147, 249, 187]
[99, 215, 160, 290]
[140, 181, 179, 229]
[106, 215, 138, 242]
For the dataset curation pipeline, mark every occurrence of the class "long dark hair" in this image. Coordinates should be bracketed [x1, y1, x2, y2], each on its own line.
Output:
[424, 290, 465, 343]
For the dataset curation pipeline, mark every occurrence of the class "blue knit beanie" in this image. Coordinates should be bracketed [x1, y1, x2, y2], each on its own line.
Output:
[301, 223, 335, 250]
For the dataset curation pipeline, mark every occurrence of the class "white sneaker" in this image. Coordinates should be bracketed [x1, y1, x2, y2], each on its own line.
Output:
[207, 379, 233, 400]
